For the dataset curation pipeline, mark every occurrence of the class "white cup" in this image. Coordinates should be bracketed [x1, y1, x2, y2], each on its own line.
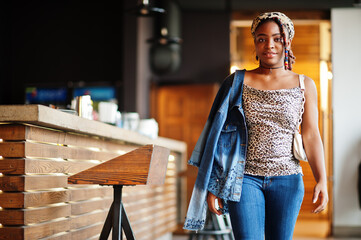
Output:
[138, 118, 158, 139]
[98, 102, 118, 124]
[122, 112, 140, 131]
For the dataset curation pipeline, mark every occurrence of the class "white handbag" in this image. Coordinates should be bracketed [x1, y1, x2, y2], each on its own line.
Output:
[293, 75, 308, 162]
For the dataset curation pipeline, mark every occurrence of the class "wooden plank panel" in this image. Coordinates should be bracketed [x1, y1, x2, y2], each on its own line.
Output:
[0, 159, 26, 175]
[0, 190, 70, 208]
[26, 159, 97, 175]
[0, 142, 25, 158]
[24, 204, 70, 225]
[122, 185, 176, 203]
[0, 141, 119, 161]
[0, 124, 26, 140]
[0, 209, 24, 226]
[24, 190, 70, 208]
[0, 227, 23, 240]
[23, 141, 119, 161]
[69, 186, 112, 202]
[0, 192, 25, 208]
[0, 175, 68, 191]
[0, 218, 70, 240]
[124, 191, 176, 214]
[38, 232, 70, 240]
[23, 218, 70, 240]
[0, 158, 98, 175]
[0, 175, 24, 191]
[127, 197, 176, 223]
[132, 210, 177, 240]
[24, 124, 139, 153]
[0, 204, 70, 225]
[69, 222, 103, 240]
[69, 210, 107, 230]
[0, 124, 140, 155]
[71, 197, 112, 215]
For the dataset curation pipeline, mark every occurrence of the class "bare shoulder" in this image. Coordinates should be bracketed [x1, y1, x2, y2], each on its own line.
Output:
[303, 75, 316, 87]
[303, 75, 317, 95]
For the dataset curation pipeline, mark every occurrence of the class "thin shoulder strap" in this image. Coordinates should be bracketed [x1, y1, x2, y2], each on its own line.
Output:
[299, 74, 305, 91]
[296, 74, 306, 129]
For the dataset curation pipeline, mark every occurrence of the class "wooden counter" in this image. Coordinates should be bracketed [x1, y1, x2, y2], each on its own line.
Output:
[0, 105, 187, 240]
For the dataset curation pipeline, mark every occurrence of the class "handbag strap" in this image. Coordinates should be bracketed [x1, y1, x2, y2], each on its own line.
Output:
[296, 74, 306, 130]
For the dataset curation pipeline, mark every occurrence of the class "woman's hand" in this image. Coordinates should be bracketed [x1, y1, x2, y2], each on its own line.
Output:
[312, 181, 328, 213]
[207, 191, 223, 215]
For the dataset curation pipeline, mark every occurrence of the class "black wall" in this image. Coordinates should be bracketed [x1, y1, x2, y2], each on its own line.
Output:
[0, 1, 230, 112]
[153, 10, 230, 84]
[0, 1, 12, 105]
[0, 0, 127, 107]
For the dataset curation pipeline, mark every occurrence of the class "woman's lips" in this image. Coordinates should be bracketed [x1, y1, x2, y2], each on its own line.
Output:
[263, 52, 277, 58]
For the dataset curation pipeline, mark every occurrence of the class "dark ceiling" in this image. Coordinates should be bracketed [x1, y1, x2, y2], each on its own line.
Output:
[177, 0, 358, 11]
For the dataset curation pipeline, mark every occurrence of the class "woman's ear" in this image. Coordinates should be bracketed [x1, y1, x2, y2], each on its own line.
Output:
[285, 39, 291, 48]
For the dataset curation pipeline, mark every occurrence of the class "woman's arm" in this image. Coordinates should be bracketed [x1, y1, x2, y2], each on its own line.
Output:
[301, 76, 329, 213]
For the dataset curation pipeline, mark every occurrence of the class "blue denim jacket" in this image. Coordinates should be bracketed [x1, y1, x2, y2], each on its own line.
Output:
[183, 70, 248, 231]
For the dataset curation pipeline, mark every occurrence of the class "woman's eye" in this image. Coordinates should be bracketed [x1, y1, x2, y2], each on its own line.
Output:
[275, 37, 283, 42]
[257, 38, 265, 43]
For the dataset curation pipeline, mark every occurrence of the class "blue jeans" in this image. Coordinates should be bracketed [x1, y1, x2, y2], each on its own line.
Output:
[228, 174, 304, 240]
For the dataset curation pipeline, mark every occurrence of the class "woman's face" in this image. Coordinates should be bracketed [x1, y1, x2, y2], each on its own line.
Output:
[254, 20, 289, 68]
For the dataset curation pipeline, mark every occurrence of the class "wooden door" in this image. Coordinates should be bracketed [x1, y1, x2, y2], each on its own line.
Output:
[151, 83, 219, 227]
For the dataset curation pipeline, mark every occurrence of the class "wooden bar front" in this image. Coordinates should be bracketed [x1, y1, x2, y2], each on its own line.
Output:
[0, 105, 187, 240]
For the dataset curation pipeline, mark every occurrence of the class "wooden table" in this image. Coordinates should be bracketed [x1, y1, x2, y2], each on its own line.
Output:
[0, 105, 187, 240]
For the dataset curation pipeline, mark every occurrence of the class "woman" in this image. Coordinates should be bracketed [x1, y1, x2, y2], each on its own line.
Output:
[183, 12, 328, 239]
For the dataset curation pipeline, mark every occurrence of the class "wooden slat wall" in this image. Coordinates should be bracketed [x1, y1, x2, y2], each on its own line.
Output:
[0, 124, 177, 240]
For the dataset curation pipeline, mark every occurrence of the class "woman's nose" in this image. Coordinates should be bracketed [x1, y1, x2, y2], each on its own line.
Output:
[265, 39, 275, 48]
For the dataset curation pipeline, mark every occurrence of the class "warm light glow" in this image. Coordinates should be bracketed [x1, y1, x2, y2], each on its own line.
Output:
[26, 188, 65, 192]
[230, 65, 240, 74]
[327, 71, 333, 80]
[116, 150, 126, 155]
[168, 154, 175, 162]
[87, 147, 101, 152]
[0, 139, 3, 142]
[166, 170, 176, 176]
[0, 156, 3, 160]
[167, 162, 176, 169]
[320, 61, 329, 111]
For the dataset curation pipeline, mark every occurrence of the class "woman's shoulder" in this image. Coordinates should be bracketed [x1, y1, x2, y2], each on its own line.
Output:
[298, 73, 317, 89]
[297, 73, 318, 99]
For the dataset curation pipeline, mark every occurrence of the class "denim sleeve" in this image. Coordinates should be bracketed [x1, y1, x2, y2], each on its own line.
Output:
[187, 74, 235, 167]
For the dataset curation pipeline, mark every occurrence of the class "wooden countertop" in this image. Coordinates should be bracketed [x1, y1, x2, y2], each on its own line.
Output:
[0, 104, 186, 153]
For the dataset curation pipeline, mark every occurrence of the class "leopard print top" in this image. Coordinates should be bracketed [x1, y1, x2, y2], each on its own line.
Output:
[242, 82, 303, 176]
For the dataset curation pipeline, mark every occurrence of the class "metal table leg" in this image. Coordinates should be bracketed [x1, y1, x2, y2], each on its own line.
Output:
[99, 185, 135, 240]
